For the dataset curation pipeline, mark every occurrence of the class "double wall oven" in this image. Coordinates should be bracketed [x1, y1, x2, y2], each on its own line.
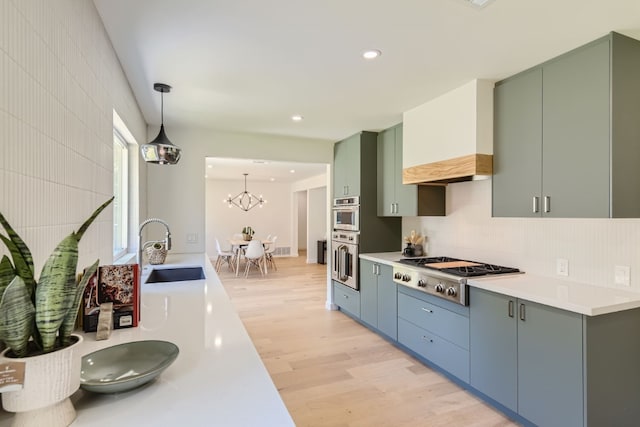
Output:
[332, 197, 359, 290]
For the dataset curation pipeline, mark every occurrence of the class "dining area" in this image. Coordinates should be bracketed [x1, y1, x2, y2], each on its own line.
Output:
[215, 227, 278, 277]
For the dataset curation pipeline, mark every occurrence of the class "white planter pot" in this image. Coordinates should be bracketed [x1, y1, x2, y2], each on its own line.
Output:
[1, 334, 83, 427]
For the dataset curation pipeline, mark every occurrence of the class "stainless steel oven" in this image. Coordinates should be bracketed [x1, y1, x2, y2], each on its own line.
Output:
[331, 231, 359, 290]
[332, 196, 359, 232]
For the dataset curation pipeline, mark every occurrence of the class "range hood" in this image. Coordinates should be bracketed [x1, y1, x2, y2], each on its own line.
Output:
[402, 79, 494, 184]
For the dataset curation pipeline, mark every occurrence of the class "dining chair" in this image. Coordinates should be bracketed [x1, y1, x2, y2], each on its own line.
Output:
[244, 239, 265, 277]
[215, 238, 235, 272]
[264, 235, 278, 271]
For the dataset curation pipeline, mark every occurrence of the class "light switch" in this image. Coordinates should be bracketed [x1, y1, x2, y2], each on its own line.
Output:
[556, 258, 569, 277]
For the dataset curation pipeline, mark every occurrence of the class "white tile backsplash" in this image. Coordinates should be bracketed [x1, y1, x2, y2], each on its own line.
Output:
[0, 0, 145, 274]
[407, 179, 640, 291]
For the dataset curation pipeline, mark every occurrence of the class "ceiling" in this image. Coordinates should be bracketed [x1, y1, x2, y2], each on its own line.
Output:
[94, 0, 640, 144]
[204, 157, 327, 182]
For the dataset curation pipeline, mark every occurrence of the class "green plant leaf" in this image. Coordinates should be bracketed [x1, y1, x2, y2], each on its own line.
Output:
[0, 212, 34, 277]
[0, 255, 16, 300]
[60, 259, 99, 346]
[35, 234, 79, 352]
[0, 234, 36, 298]
[74, 197, 114, 241]
[0, 276, 36, 357]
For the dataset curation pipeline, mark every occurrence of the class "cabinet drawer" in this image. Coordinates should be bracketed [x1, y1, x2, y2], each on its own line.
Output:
[398, 318, 469, 383]
[333, 281, 360, 318]
[398, 293, 469, 350]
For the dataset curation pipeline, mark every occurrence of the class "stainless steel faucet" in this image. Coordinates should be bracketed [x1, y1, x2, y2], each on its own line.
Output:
[138, 218, 172, 268]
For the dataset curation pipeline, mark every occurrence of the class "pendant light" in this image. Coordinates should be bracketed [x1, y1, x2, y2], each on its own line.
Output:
[141, 83, 182, 165]
[224, 173, 266, 211]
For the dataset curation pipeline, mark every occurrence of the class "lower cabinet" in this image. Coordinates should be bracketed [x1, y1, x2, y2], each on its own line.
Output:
[470, 287, 583, 427]
[333, 280, 360, 318]
[397, 287, 469, 383]
[360, 259, 397, 340]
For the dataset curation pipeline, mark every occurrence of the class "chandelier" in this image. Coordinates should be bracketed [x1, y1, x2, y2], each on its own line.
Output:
[224, 173, 266, 211]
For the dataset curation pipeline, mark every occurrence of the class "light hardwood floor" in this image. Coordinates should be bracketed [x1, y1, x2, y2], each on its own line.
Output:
[216, 252, 520, 427]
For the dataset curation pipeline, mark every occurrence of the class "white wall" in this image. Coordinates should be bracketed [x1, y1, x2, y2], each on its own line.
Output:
[0, 0, 146, 272]
[297, 192, 307, 250]
[405, 179, 640, 291]
[307, 186, 327, 264]
[147, 126, 333, 255]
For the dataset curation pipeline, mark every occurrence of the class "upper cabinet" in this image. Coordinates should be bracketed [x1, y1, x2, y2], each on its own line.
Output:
[333, 133, 363, 197]
[377, 124, 445, 217]
[493, 32, 640, 218]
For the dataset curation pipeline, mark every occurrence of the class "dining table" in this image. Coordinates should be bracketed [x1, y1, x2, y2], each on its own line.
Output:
[228, 238, 273, 276]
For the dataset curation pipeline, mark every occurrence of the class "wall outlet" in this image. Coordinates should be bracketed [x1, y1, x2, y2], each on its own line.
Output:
[556, 258, 569, 277]
[186, 233, 198, 243]
[614, 265, 630, 287]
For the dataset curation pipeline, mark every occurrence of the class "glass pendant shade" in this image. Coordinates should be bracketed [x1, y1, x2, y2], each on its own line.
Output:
[141, 83, 182, 165]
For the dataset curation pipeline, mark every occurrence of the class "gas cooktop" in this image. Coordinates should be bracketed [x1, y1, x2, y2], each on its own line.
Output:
[398, 256, 520, 278]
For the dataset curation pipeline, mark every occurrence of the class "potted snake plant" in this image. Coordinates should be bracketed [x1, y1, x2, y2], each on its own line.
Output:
[242, 226, 254, 241]
[0, 197, 113, 427]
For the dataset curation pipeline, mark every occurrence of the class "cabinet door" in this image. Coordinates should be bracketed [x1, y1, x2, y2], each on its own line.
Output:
[376, 264, 396, 340]
[517, 300, 583, 427]
[377, 128, 396, 216]
[469, 288, 517, 412]
[542, 39, 610, 217]
[393, 125, 417, 216]
[333, 135, 360, 197]
[492, 68, 543, 217]
[359, 260, 378, 327]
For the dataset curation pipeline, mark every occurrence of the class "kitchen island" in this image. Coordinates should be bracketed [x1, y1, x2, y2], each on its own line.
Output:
[0, 253, 294, 427]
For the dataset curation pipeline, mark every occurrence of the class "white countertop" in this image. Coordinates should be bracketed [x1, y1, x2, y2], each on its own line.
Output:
[1, 253, 294, 426]
[360, 252, 640, 316]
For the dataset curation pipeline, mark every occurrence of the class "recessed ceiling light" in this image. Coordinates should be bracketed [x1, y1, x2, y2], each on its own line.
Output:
[207, 165, 212, 169]
[290, 169, 295, 174]
[362, 49, 381, 60]
[204, 174, 208, 178]
[466, 0, 495, 8]
[291, 115, 303, 122]
[270, 177, 275, 182]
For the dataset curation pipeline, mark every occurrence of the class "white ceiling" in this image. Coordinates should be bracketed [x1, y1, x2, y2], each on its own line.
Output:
[205, 157, 327, 182]
[94, 0, 640, 144]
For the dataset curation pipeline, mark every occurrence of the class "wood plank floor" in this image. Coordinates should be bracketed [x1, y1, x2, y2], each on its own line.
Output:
[215, 253, 520, 427]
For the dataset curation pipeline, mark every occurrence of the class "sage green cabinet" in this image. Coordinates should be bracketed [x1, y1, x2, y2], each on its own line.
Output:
[377, 124, 417, 216]
[493, 32, 640, 218]
[470, 288, 583, 427]
[398, 286, 469, 382]
[333, 133, 361, 197]
[377, 124, 445, 217]
[333, 280, 360, 318]
[360, 259, 396, 340]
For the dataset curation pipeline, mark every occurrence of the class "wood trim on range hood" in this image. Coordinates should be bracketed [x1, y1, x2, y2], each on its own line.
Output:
[402, 153, 493, 184]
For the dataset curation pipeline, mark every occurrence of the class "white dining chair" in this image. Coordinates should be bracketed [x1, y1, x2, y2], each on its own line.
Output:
[244, 239, 265, 277]
[215, 238, 235, 272]
[264, 235, 278, 271]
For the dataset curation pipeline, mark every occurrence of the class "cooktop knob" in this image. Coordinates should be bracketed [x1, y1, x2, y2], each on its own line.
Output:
[417, 279, 426, 288]
[446, 287, 457, 297]
[394, 272, 402, 280]
[402, 274, 411, 282]
[435, 283, 445, 293]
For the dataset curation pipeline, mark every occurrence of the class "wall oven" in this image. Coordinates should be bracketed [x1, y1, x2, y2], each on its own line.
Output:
[333, 196, 359, 231]
[331, 231, 359, 290]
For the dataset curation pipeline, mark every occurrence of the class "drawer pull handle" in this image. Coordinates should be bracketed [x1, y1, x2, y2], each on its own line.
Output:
[421, 308, 433, 313]
[343, 294, 349, 299]
[519, 303, 526, 321]
[508, 300, 514, 318]
[421, 336, 433, 343]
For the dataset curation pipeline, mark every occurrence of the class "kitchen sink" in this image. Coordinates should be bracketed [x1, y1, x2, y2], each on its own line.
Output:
[145, 267, 206, 283]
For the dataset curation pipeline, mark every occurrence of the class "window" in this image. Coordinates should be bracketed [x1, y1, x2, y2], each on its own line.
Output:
[113, 130, 129, 259]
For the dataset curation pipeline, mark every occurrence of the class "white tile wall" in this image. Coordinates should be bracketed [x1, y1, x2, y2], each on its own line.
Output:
[405, 179, 640, 291]
[0, 0, 146, 274]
